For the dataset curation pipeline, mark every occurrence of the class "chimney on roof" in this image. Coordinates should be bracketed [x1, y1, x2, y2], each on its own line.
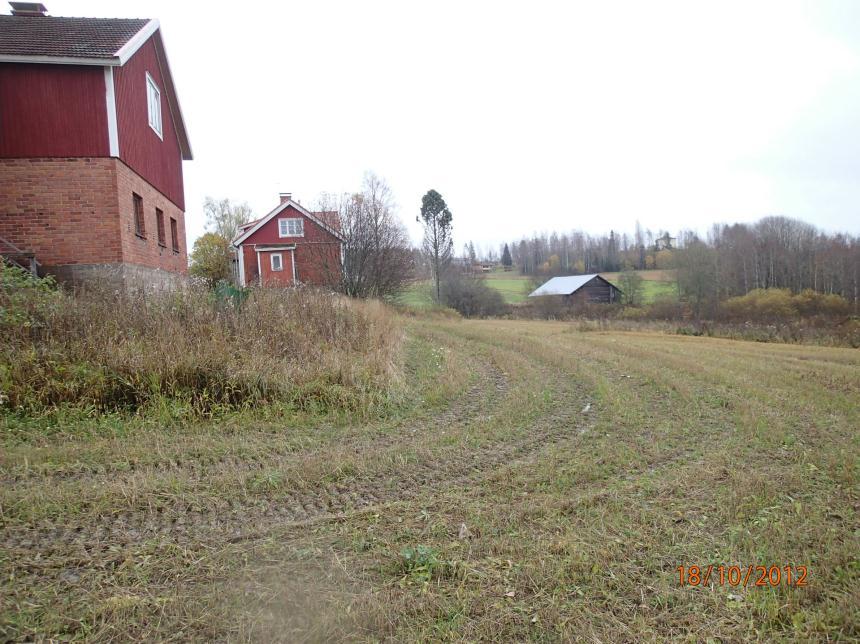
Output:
[10, 2, 48, 16]
[279, 192, 292, 204]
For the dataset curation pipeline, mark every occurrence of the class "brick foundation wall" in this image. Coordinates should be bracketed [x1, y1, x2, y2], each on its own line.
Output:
[0, 157, 187, 278]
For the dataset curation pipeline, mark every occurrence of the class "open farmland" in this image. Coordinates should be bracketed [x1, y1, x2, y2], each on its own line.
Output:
[600, 269, 678, 301]
[1, 318, 858, 641]
[400, 269, 677, 308]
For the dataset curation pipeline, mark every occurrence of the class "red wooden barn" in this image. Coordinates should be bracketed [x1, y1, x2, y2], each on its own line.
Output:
[233, 193, 344, 288]
[0, 2, 192, 287]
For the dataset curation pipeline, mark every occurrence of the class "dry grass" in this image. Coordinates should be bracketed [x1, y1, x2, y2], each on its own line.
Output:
[1, 273, 400, 418]
[1, 316, 858, 641]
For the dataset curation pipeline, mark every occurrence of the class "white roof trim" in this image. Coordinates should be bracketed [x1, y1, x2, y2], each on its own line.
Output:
[0, 53, 123, 65]
[0, 19, 159, 67]
[115, 19, 160, 65]
[151, 26, 192, 160]
[233, 199, 344, 246]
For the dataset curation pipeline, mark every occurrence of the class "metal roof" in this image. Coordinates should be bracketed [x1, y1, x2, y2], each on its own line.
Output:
[528, 274, 606, 297]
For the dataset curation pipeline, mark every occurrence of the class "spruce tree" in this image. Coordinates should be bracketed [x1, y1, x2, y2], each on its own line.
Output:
[501, 243, 513, 270]
[418, 190, 453, 302]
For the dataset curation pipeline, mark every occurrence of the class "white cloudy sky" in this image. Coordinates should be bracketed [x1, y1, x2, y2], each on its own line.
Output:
[46, 1, 860, 248]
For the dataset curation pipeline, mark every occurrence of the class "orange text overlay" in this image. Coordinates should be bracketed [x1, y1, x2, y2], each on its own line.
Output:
[678, 565, 808, 588]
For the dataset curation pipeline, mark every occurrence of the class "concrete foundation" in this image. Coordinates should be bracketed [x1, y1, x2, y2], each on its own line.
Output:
[46, 262, 189, 292]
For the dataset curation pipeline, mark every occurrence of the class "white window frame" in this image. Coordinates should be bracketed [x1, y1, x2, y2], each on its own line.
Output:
[278, 218, 304, 237]
[146, 72, 163, 139]
[270, 252, 283, 272]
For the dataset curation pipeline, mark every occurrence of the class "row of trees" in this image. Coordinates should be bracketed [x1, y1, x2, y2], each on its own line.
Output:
[507, 223, 677, 276]
[676, 219, 859, 317]
[505, 217, 859, 307]
[190, 178, 858, 315]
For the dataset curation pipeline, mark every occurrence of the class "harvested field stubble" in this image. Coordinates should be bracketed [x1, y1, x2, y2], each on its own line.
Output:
[1, 317, 858, 641]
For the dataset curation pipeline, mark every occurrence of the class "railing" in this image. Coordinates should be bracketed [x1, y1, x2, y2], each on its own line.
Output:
[0, 235, 40, 276]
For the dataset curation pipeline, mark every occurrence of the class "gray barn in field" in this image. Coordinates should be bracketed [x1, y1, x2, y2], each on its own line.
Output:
[528, 274, 622, 304]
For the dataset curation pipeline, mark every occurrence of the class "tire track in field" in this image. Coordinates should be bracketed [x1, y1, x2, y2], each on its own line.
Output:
[0, 351, 507, 486]
[0, 353, 593, 559]
[0, 356, 515, 554]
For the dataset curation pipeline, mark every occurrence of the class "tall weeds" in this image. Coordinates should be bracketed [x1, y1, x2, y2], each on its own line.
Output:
[0, 266, 401, 416]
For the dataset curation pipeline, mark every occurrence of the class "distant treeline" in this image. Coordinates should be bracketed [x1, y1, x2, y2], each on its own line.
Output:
[507, 216, 859, 307]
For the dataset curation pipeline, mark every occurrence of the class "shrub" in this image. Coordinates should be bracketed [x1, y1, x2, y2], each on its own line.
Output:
[0, 268, 401, 417]
[529, 294, 569, 320]
[793, 289, 852, 317]
[720, 288, 851, 322]
[440, 273, 507, 318]
[0, 262, 60, 328]
[721, 288, 796, 321]
[644, 294, 684, 320]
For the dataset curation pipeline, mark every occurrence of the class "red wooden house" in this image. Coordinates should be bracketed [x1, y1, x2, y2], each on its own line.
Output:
[233, 193, 344, 288]
[0, 3, 192, 287]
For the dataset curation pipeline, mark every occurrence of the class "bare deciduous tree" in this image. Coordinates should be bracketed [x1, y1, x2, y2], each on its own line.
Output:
[203, 197, 253, 242]
[316, 173, 413, 299]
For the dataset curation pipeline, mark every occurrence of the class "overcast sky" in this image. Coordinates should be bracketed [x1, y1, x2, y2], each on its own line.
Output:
[44, 1, 860, 249]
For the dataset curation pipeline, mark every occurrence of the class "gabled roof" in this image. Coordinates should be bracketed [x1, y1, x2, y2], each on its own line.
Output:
[528, 274, 620, 297]
[0, 14, 192, 160]
[233, 199, 345, 246]
[0, 15, 156, 64]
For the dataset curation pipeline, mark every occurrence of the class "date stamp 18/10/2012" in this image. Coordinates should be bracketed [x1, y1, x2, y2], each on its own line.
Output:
[678, 565, 808, 588]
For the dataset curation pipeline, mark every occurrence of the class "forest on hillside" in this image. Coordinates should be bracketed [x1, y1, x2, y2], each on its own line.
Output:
[505, 216, 859, 303]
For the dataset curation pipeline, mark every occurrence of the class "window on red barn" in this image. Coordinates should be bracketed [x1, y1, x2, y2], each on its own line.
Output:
[133, 193, 145, 238]
[271, 253, 283, 271]
[170, 217, 179, 252]
[156, 208, 166, 247]
[146, 72, 163, 139]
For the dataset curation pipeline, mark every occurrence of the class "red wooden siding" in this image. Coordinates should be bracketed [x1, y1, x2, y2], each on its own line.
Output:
[243, 206, 338, 245]
[113, 38, 185, 210]
[240, 205, 342, 287]
[293, 243, 341, 285]
[0, 63, 109, 157]
[258, 249, 295, 287]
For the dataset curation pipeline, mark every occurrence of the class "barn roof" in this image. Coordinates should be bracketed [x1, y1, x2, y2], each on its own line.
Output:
[0, 14, 155, 63]
[528, 274, 620, 297]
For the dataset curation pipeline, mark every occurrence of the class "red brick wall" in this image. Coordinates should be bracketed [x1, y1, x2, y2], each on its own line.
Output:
[0, 157, 121, 265]
[115, 160, 187, 274]
[0, 157, 187, 274]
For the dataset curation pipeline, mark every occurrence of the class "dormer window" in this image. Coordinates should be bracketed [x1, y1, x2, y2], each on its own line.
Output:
[278, 218, 304, 237]
[146, 72, 163, 139]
